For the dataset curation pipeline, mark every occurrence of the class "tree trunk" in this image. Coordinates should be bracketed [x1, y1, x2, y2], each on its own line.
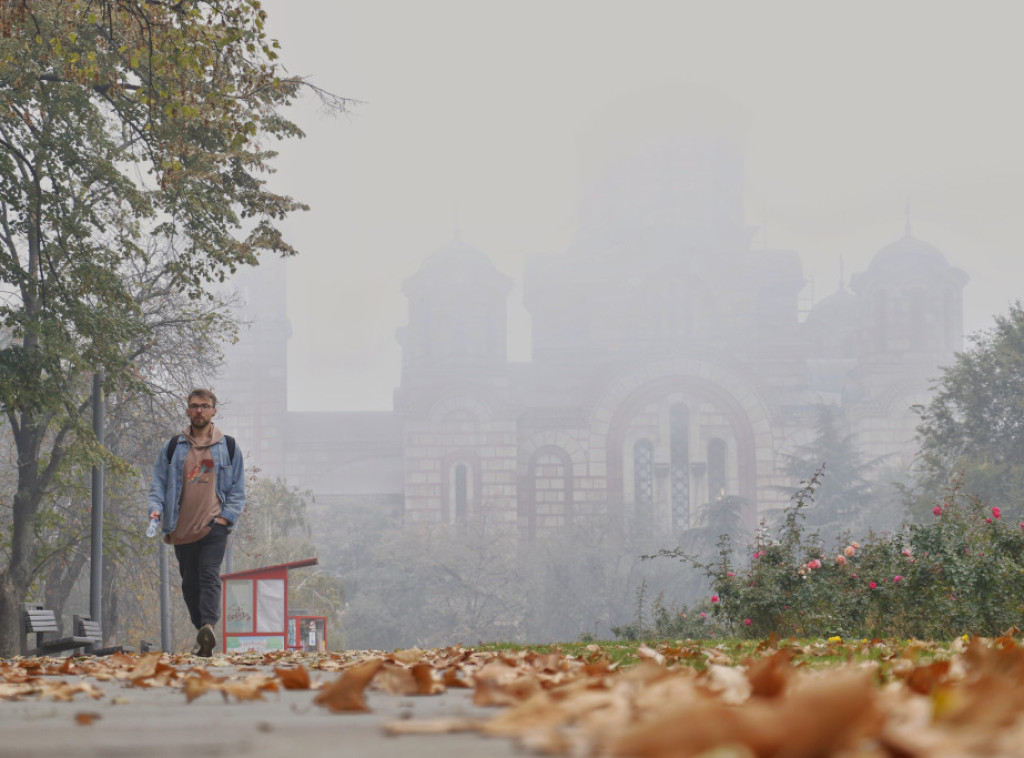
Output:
[0, 415, 58, 657]
[0, 571, 24, 656]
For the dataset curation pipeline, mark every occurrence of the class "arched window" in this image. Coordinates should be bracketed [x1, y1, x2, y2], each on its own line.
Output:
[670, 404, 689, 530]
[633, 440, 653, 518]
[708, 438, 727, 502]
[454, 463, 469, 523]
[446, 460, 476, 525]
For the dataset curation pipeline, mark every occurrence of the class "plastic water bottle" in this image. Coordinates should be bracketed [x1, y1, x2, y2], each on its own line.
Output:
[146, 516, 160, 538]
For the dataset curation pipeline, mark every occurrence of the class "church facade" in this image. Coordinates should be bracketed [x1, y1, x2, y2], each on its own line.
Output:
[218, 119, 969, 538]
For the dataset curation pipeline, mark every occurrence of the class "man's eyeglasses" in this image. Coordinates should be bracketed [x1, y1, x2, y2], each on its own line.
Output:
[188, 404, 214, 411]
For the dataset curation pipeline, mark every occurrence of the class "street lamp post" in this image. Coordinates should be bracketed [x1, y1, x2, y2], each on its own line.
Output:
[89, 372, 104, 626]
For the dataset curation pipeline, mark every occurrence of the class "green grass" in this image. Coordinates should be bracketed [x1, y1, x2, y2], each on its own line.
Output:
[474, 634, 962, 673]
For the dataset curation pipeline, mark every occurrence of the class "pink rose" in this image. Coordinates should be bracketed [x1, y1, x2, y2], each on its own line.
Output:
[992, 507, 1002, 519]
[844, 546, 856, 557]
[869, 581, 877, 589]
[933, 506, 942, 516]
[744, 619, 752, 626]
[902, 549, 912, 557]
[727, 572, 735, 577]
[893, 575, 902, 582]
[808, 559, 822, 570]
[711, 595, 719, 603]
[835, 555, 847, 566]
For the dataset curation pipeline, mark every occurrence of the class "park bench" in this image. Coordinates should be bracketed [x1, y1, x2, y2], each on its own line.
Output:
[72, 614, 133, 656]
[20, 604, 97, 657]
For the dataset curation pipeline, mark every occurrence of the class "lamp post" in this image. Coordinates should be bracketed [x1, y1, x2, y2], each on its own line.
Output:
[89, 372, 104, 625]
[159, 542, 171, 650]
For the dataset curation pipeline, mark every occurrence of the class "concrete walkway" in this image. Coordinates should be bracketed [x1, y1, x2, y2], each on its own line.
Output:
[0, 661, 521, 758]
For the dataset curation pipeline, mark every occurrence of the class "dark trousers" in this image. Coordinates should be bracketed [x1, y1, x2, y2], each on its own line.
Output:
[173, 523, 230, 629]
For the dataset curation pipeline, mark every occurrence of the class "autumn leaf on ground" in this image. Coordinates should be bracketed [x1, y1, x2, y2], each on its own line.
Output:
[183, 671, 219, 703]
[219, 675, 278, 702]
[74, 712, 101, 725]
[313, 658, 384, 713]
[411, 662, 445, 695]
[389, 647, 425, 666]
[375, 662, 420, 696]
[47, 681, 105, 702]
[744, 647, 793, 698]
[637, 644, 666, 666]
[274, 664, 311, 690]
[383, 717, 480, 736]
[125, 653, 177, 687]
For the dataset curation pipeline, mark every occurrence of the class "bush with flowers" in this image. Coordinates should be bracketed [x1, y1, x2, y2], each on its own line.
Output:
[656, 468, 1024, 641]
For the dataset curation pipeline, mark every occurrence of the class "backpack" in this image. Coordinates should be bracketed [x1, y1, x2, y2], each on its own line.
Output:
[165, 434, 236, 465]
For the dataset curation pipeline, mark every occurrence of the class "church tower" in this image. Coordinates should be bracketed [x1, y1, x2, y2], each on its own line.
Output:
[394, 236, 518, 527]
[395, 234, 513, 405]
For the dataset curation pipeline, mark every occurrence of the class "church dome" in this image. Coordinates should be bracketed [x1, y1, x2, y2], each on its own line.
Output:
[417, 235, 500, 276]
[404, 234, 511, 296]
[865, 233, 948, 277]
[806, 286, 857, 328]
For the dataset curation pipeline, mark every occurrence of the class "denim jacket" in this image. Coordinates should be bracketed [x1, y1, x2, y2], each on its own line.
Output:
[147, 434, 246, 535]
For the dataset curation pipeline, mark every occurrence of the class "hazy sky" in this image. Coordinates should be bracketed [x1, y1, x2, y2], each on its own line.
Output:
[257, 1, 1024, 411]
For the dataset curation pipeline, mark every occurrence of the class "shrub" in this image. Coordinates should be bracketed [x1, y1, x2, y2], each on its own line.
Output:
[639, 468, 1024, 641]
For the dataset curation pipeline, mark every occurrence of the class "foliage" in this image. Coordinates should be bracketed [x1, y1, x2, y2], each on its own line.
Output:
[642, 468, 1024, 642]
[913, 301, 1024, 522]
[779, 404, 893, 536]
[336, 510, 528, 650]
[232, 477, 345, 647]
[317, 502, 694, 650]
[0, 0, 338, 654]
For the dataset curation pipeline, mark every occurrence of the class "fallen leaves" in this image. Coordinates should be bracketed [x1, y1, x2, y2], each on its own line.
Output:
[8, 637, 1024, 756]
[312, 657, 383, 712]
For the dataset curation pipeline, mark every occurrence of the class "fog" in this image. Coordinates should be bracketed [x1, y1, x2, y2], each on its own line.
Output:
[254, 1, 1024, 412]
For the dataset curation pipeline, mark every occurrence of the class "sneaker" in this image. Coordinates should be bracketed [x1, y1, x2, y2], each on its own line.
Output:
[196, 624, 216, 657]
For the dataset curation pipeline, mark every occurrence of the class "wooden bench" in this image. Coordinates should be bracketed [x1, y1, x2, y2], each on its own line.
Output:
[21, 604, 97, 657]
[72, 614, 133, 656]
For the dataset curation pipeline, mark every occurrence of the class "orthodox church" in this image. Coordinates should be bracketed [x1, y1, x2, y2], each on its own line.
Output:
[218, 106, 969, 538]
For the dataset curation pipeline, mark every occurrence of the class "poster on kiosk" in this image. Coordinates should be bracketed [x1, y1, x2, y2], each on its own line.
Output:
[220, 558, 319, 654]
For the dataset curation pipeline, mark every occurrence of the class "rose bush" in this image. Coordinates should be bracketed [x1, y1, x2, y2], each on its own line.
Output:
[693, 471, 1024, 640]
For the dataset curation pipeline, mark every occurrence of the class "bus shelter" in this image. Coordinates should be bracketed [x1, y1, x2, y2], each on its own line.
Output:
[220, 558, 318, 654]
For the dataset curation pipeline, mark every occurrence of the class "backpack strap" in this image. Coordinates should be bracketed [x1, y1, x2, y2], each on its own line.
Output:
[165, 435, 182, 465]
[165, 434, 235, 464]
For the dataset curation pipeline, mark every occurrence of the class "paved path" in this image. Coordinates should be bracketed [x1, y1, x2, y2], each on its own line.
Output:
[0, 663, 521, 758]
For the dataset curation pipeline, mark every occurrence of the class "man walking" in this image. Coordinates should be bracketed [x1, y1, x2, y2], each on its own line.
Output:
[148, 389, 246, 657]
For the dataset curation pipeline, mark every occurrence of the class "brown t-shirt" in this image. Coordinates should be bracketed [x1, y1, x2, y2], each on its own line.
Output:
[164, 429, 223, 546]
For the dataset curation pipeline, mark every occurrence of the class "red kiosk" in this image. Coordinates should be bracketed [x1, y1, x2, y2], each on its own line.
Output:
[220, 558, 326, 654]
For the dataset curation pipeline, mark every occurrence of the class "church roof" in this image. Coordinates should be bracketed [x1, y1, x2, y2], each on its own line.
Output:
[866, 233, 949, 276]
[404, 234, 511, 294]
[806, 286, 857, 327]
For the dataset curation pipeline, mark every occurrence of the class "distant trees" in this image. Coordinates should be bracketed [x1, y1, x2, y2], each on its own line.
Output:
[912, 301, 1024, 521]
[0, 0, 334, 655]
[232, 478, 345, 647]
[323, 503, 696, 650]
[780, 405, 892, 536]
